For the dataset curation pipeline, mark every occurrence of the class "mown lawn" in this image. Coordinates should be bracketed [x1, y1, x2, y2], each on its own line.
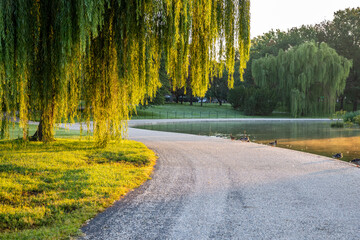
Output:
[133, 103, 245, 119]
[0, 125, 156, 239]
[132, 102, 291, 119]
[132, 103, 340, 119]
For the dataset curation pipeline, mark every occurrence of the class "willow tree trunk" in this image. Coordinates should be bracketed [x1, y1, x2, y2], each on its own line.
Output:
[0, 115, 8, 139]
[30, 104, 55, 142]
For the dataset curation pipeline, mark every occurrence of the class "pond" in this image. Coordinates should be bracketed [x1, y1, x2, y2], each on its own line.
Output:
[134, 120, 360, 162]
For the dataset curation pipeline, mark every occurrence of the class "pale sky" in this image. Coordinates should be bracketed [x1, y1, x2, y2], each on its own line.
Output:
[251, 0, 360, 38]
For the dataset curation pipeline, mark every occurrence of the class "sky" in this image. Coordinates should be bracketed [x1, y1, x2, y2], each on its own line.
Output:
[251, 0, 360, 38]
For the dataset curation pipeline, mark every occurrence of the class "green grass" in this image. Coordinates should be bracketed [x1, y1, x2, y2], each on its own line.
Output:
[133, 102, 291, 119]
[0, 125, 156, 239]
[5, 123, 90, 140]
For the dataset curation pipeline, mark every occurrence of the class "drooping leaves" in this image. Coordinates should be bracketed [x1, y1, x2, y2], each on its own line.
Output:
[252, 41, 352, 117]
[0, 0, 251, 144]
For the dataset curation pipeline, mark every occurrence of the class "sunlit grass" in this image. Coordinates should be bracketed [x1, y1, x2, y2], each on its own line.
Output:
[261, 136, 360, 162]
[6, 123, 90, 140]
[0, 127, 156, 239]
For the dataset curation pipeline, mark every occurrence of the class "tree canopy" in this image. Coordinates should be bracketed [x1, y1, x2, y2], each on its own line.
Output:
[252, 42, 352, 117]
[0, 0, 251, 144]
[248, 7, 360, 111]
[315, 8, 360, 111]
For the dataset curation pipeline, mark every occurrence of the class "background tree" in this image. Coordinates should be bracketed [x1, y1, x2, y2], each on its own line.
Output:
[206, 75, 229, 105]
[227, 86, 278, 115]
[248, 7, 360, 112]
[252, 42, 352, 117]
[0, 0, 251, 144]
[315, 8, 360, 111]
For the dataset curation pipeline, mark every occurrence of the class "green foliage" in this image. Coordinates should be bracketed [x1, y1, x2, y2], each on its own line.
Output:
[354, 115, 360, 125]
[0, 137, 156, 238]
[332, 110, 347, 120]
[227, 86, 248, 110]
[330, 111, 345, 128]
[228, 87, 278, 115]
[252, 41, 352, 117]
[250, 7, 360, 112]
[330, 122, 344, 128]
[290, 89, 305, 118]
[319, 8, 360, 111]
[0, 0, 251, 145]
[243, 88, 278, 116]
[150, 90, 167, 106]
[342, 110, 360, 123]
[207, 75, 229, 105]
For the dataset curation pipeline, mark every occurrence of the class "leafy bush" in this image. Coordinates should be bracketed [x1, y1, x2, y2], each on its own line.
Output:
[331, 110, 346, 128]
[243, 88, 279, 115]
[354, 115, 360, 125]
[342, 110, 360, 123]
[227, 86, 248, 110]
[228, 86, 278, 115]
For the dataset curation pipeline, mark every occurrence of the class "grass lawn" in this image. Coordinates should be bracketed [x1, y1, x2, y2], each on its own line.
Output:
[133, 102, 290, 119]
[5, 123, 87, 140]
[0, 124, 156, 239]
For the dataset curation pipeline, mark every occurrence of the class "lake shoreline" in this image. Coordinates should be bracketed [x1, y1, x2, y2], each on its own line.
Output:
[128, 118, 336, 127]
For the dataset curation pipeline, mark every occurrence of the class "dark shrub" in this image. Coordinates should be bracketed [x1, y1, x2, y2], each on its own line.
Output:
[244, 88, 278, 115]
[330, 122, 344, 128]
[227, 86, 248, 110]
[228, 86, 278, 115]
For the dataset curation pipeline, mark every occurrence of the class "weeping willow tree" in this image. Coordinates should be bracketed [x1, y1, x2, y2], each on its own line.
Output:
[0, 0, 251, 144]
[252, 42, 352, 117]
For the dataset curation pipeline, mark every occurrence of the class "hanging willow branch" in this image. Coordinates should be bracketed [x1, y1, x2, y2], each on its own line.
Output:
[0, 0, 251, 144]
[252, 41, 352, 117]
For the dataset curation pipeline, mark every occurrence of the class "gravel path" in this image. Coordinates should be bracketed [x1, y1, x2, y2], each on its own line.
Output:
[80, 125, 360, 240]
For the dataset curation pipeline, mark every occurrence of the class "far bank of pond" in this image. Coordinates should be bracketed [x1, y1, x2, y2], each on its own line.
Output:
[133, 119, 360, 162]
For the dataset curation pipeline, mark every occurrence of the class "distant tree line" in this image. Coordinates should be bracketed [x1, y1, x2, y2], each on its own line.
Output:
[212, 7, 359, 116]
[246, 7, 360, 115]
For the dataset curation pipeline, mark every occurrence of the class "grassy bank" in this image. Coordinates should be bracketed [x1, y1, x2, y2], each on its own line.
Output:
[133, 103, 290, 119]
[0, 126, 156, 239]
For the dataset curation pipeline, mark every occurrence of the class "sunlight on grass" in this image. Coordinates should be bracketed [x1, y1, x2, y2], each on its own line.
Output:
[6, 123, 90, 140]
[0, 138, 156, 239]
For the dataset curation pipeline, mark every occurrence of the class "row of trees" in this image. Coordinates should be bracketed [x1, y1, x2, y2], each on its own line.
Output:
[248, 7, 360, 114]
[0, 0, 251, 144]
[190, 7, 359, 116]
[252, 42, 352, 117]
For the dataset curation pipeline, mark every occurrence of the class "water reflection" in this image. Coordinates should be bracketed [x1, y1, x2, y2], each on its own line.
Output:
[135, 120, 360, 141]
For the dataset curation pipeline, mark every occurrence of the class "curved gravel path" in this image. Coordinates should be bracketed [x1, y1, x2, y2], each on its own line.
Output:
[81, 125, 360, 240]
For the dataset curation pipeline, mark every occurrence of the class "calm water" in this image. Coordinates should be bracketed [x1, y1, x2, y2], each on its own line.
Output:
[134, 120, 360, 161]
[135, 120, 360, 141]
